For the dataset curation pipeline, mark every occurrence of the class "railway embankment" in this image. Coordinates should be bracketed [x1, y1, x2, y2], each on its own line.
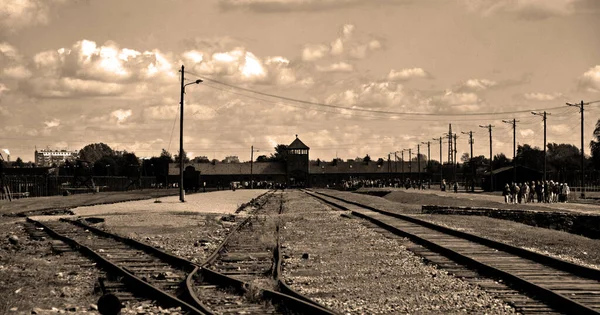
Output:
[422, 205, 600, 239]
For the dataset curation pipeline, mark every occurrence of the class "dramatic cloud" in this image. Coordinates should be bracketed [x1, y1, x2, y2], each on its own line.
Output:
[579, 65, 600, 93]
[316, 62, 353, 72]
[387, 68, 429, 81]
[462, 0, 581, 19]
[523, 92, 564, 101]
[0, 0, 67, 32]
[182, 46, 304, 85]
[219, 0, 406, 12]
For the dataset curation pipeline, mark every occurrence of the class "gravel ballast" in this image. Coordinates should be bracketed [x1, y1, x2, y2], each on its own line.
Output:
[281, 191, 515, 314]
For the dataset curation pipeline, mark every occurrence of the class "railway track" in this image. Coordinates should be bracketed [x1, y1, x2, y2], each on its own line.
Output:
[305, 189, 600, 315]
[27, 191, 335, 315]
[190, 192, 337, 314]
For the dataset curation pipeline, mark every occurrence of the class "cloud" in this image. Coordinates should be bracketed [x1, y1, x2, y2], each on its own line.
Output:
[0, 0, 68, 32]
[182, 44, 306, 85]
[523, 92, 564, 101]
[426, 90, 484, 112]
[23, 77, 126, 98]
[461, 0, 581, 19]
[579, 65, 600, 93]
[3, 65, 32, 79]
[302, 45, 329, 62]
[387, 68, 430, 81]
[301, 24, 382, 62]
[44, 119, 60, 128]
[324, 81, 432, 114]
[550, 124, 572, 134]
[455, 78, 497, 91]
[316, 62, 354, 72]
[112, 109, 132, 123]
[219, 0, 406, 12]
[0, 83, 8, 95]
[520, 129, 534, 137]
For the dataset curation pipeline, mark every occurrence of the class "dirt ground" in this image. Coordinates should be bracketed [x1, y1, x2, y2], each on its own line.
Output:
[0, 189, 180, 216]
[281, 191, 515, 314]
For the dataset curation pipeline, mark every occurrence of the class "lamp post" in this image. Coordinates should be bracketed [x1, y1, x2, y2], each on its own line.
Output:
[179, 65, 203, 202]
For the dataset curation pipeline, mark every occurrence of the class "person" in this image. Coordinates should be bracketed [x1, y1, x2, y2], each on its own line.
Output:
[564, 183, 570, 203]
[503, 183, 510, 203]
[453, 182, 458, 193]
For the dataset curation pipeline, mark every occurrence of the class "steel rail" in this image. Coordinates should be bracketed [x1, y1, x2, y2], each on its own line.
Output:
[27, 218, 207, 315]
[304, 189, 600, 315]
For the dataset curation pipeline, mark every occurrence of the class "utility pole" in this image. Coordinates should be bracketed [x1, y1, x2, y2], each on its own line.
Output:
[417, 144, 421, 184]
[394, 152, 398, 174]
[178, 65, 202, 202]
[433, 137, 443, 186]
[388, 153, 392, 178]
[408, 148, 412, 181]
[532, 111, 550, 182]
[462, 131, 475, 192]
[502, 118, 519, 183]
[401, 150, 405, 181]
[447, 124, 453, 167]
[422, 141, 430, 187]
[453, 134, 458, 182]
[250, 146, 259, 189]
[567, 100, 590, 198]
[179, 65, 185, 202]
[479, 125, 494, 191]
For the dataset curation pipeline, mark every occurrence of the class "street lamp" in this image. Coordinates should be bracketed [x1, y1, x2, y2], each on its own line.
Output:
[179, 64, 202, 202]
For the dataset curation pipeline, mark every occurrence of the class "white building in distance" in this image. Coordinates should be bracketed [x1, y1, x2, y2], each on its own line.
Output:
[35, 149, 79, 167]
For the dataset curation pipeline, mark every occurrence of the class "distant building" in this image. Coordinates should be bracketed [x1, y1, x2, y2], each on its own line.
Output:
[35, 149, 78, 167]
[168, 136, 425, 189]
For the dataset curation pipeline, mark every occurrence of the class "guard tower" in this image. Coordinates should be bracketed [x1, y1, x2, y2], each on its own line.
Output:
[286, 135, 310, 187]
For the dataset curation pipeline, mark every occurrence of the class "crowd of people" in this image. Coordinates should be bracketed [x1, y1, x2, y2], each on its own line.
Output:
[502, 181, 570, 204]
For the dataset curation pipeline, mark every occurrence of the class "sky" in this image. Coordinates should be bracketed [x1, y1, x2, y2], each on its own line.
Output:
[1, 0, 600, 163]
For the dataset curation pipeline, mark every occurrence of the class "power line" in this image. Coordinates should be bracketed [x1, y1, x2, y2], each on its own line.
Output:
[186, 71, 569, 117]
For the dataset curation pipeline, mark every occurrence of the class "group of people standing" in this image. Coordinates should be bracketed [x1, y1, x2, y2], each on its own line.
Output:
[502, 181, 570, 204]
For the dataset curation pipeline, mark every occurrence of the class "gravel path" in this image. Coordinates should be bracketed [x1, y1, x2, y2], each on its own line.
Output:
[70, 190, 268, 216]
[281, 191, 515, 314]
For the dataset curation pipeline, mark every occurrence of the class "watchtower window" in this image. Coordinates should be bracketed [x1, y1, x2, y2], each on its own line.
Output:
[289, 149, 308, 155]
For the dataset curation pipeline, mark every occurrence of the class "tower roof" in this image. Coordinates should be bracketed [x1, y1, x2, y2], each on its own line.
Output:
[288, 135, 309, 150]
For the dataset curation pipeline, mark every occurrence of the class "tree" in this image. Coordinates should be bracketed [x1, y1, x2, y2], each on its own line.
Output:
[590, 119, 600, 170]
[93, 156, 117, 176]
[192, 156, 210, 163]
[363, 154, 371, 163]
[14, 157, 24, 168]
[376, 158, 384, 165]
[516, 144, 543, 171]
[460, 153, 470, 163]
[547, 143, 581, 172]
[268, 144, 288, 162]
[115, 152, 139, 177]
[256, 155, 269, 162]
[492, 153, 511, 169]
[160, 149, 173, 163]
[174, 149, 190, 163]
[79, 143, 115, 164]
